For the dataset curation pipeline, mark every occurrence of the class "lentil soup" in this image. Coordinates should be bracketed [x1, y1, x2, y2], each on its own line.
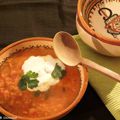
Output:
[0, 47, 81, 118]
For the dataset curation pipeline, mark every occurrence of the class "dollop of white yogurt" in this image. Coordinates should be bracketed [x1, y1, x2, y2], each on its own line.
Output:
[22, 55, 65, 92]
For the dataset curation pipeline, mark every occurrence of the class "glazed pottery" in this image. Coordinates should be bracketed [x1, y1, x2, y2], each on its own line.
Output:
[0, 37, 88, 120]
[77, 0, 120, 56]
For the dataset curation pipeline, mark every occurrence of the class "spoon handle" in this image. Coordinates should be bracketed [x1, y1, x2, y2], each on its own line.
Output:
[81, 58, 120, 82]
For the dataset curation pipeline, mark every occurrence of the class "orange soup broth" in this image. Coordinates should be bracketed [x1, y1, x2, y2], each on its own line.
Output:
[0, 47, 81, 118]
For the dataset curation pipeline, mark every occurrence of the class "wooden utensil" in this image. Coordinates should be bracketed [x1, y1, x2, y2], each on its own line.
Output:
[53, 31, 120, 82]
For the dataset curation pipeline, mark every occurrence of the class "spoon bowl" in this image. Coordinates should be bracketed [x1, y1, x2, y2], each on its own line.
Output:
[53, 31, 82, 66]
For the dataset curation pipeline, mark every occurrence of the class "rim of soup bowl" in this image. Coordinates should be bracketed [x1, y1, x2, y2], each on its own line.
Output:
[0, 37, 88, 120]
[77, 0, 120, 46]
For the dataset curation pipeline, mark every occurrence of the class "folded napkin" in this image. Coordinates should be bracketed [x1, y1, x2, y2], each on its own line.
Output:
[74, 35, 120, 120]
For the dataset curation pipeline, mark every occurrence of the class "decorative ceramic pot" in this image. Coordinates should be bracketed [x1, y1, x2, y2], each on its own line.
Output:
[0, 37, 88, 120]
[77, 0, 120, 56]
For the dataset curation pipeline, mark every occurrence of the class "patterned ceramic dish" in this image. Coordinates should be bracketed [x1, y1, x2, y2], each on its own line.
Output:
[76, 0, 120, 56]
[0, 37, 88, 120]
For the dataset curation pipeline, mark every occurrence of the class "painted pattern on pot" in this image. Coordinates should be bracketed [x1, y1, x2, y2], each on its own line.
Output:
[88, 0, 120, 40]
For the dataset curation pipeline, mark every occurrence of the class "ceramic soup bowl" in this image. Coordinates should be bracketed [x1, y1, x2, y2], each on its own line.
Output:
[0, 37, 88, 120]
[76, 0, 120, 56]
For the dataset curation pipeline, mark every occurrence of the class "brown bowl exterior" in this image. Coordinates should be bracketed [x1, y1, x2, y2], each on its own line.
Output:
[0, 37, 88, 120]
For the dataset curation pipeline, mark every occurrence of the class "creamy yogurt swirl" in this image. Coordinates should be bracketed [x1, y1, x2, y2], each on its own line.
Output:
[22, 55, 65, 92]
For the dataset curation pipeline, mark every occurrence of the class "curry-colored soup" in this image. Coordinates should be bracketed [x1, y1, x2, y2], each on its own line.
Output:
[0, 47, 81, 118]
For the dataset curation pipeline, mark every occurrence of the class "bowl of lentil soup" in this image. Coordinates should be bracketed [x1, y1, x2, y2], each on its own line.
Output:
[0, 37, 88, 120]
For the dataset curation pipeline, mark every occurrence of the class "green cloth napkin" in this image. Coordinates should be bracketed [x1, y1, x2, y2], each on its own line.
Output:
[74, 35, 120, 120]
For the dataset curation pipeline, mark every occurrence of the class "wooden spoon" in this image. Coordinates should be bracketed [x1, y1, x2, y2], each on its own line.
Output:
[53, 31, 120, 82]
